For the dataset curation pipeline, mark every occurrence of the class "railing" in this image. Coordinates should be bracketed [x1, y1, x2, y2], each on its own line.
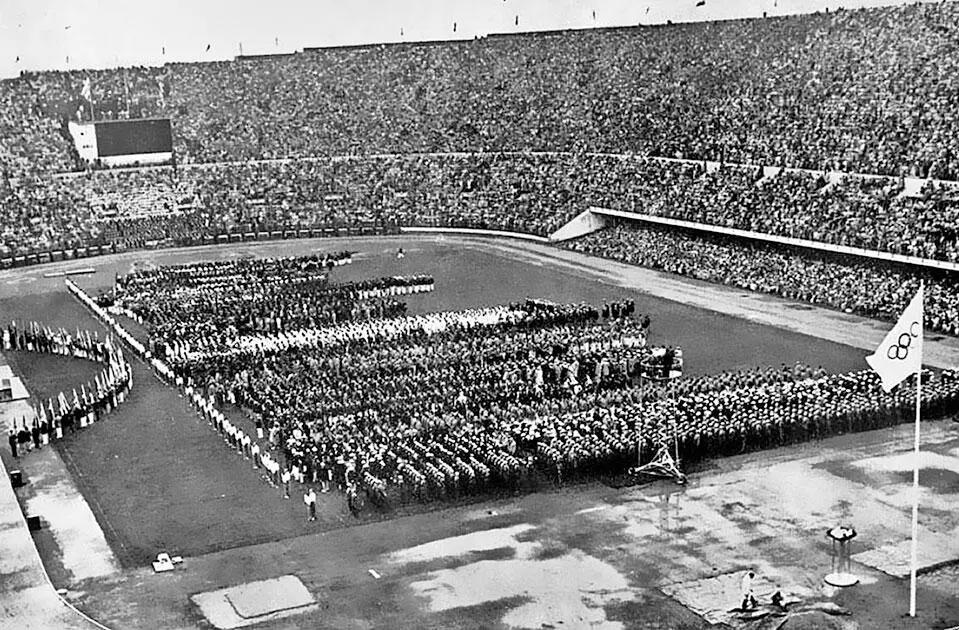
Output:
[400, 226, 548, 243]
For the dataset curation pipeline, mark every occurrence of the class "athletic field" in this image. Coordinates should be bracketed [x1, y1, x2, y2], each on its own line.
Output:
[1, 235, 956, 630]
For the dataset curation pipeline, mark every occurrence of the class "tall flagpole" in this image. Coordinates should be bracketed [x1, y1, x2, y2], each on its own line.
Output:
[908, 280, 923, 617]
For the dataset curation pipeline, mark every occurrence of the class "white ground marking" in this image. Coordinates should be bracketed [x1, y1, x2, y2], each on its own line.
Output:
[22, 456, 120, 581]
[855, 451, 959, 476]
[388, 524, 634, 629]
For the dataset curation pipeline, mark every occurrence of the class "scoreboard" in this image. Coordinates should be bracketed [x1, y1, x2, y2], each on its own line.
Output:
[68, 118, 174, 168]
[94, 119, 173, 157]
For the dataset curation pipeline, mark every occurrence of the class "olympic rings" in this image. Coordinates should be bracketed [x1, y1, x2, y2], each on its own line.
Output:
[886, 320, 920, 361]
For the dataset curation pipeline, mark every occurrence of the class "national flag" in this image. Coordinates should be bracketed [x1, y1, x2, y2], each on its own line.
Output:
[865, 285, 923, 392]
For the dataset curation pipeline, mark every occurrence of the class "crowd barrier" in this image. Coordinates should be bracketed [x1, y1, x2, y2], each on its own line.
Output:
[399, 226, 549, 243]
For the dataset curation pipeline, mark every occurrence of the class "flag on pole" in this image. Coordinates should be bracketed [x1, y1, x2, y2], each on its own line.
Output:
[865, 284, 925, 617]
[865, 285, 923, 392]
[81, 77, 92, 101]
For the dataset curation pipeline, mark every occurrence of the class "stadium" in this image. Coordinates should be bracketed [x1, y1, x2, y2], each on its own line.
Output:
[2, 1, 959, 629]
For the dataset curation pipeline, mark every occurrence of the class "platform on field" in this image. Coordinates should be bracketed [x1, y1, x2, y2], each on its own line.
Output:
[852, 534, 959, 579]
[191, 574, 317, 629]
[0, 365, 30, 404]
[661, 571, 808, 628]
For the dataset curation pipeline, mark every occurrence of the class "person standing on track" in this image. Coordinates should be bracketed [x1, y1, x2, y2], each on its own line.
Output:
[741, 570, 758, 610]
[304, 488, 317, 521]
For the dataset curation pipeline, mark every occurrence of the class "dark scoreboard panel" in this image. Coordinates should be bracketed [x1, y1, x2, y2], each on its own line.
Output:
[94, 119, 173, 157]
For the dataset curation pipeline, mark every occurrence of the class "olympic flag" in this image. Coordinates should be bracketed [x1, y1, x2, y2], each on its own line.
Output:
[865, 284, 923, 393]
[865, 283, 924, 617]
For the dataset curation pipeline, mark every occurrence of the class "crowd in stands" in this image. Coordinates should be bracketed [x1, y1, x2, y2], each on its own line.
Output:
[639, 168, 959, 263]
[0, 154, 590, 257]
[5, 2, 959, 179]
[565, 222, 959, 336]
[4, 155, 959, 264]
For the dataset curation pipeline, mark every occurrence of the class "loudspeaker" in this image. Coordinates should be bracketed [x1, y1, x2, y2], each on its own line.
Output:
[27, 515, 41, 531]
[9, 470, 22, 488]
